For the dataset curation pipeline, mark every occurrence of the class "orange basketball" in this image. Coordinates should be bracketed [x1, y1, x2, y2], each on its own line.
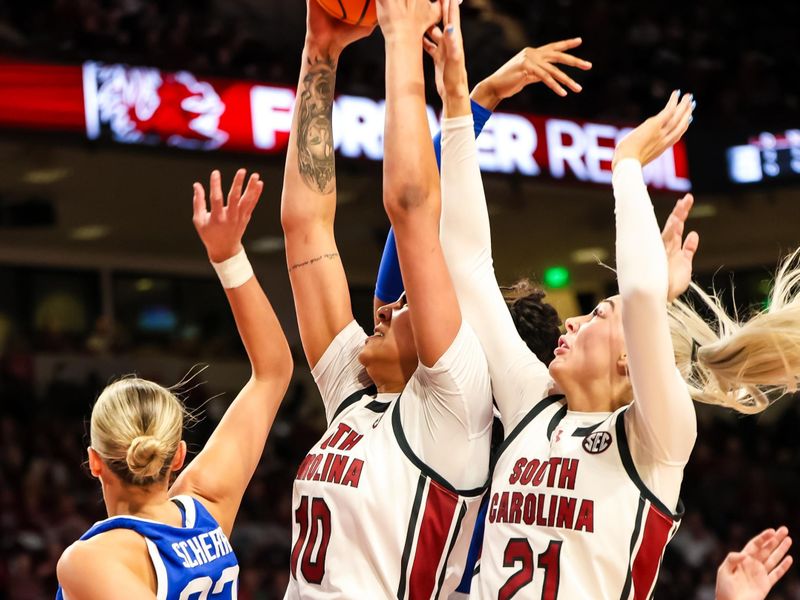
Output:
[315, 0, 377, 26]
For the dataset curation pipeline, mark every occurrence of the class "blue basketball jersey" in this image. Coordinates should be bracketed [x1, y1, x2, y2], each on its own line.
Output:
[56, 495, 239, 600]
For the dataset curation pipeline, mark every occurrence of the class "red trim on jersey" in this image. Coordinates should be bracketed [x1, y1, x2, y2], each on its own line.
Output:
[408, 480, 459, 599]
[631, 505, 673, 599]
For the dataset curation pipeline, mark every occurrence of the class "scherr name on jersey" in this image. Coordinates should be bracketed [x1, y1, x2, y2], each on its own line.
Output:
[295, 422, 365, 488]
[488, 457, 595, 532]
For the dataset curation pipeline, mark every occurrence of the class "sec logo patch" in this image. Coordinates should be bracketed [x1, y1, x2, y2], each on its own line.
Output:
[583, 431, 612, 454]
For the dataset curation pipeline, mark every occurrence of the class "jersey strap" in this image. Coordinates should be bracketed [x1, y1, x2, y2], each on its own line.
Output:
[332, 384, 378, 421]
[615, 409, 685, 521]
[396, 474, 471, 600]
[492, 395, 565, 468]
[391, 394, 486, 497]
[615, 409, 684, 600]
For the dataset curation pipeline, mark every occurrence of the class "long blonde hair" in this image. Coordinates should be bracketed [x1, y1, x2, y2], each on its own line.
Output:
[90, 377, 185, 486]
[669, 250, 800, 414]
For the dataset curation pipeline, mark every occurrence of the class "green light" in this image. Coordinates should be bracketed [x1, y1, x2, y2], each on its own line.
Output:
[544, 266, 571, 289]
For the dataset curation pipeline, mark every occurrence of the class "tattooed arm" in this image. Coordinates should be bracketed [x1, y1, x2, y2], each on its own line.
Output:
[280, 1, 373, 368]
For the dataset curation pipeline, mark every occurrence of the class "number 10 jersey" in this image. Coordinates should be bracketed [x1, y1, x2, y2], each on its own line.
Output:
[284, 389, 487, 599]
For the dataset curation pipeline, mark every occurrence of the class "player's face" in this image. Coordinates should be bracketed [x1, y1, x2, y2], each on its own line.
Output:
[548, 296, 627, 387]
[358, 294, 418, 383]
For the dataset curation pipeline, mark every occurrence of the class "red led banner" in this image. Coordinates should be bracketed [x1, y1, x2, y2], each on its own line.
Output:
[0, 59, 690, 192]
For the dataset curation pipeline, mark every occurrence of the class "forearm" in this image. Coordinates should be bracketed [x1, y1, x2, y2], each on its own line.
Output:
[470, 78, 502, 112]
[223, 277, 292, 382]
[440, 116, 550, 426]
[614, 160, 696, 462]
[280, 40, 340, 234]
[383, 35, 439, 211]
[376, 101, 492, 306]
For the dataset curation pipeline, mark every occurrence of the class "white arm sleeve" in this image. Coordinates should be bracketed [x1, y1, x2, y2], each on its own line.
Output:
[439, 115, 552, 431]
[311, 320, 373, 425]
[613, 159, 697, 510]
[400, 322, 493, 489]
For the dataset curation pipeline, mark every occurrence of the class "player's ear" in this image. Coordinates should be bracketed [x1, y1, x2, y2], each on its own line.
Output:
[87, 447, 103, 478]
[170, 441, 187, 472]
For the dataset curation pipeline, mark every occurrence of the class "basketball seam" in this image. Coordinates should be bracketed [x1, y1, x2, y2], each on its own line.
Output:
[336, 0, 348, 20]
[356, 0, 372, 25]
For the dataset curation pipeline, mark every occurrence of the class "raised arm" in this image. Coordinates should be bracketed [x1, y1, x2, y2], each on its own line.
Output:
[170, 169, 292, 535]
[377, 0, 460, 367]
[613, 92, 698, 470]
[431, 25, 591, 425]
[372, 101, 491, 321]
[280, 1, 373, 367]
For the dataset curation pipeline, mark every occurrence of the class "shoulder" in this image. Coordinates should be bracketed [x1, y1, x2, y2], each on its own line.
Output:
[58, 529, 152, 590]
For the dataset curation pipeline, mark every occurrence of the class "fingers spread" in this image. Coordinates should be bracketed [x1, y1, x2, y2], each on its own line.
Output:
[536, 64, 567, 96]
[545, 63, 582, 93]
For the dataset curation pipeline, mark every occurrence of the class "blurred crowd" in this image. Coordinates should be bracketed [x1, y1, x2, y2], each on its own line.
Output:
[3, 329, 800, 599]
[0, 0, 797, 128]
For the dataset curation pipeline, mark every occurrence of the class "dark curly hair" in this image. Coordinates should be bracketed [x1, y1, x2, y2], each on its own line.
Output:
[503, 279, 562, 366]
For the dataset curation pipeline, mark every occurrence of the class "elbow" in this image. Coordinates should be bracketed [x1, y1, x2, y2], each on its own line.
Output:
[252, 343, 294, 389]
[384, 184, 436, 225]
[280, 197, 330, 236]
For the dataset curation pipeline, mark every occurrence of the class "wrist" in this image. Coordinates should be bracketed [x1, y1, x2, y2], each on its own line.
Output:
[304, 35, 343, 60]
[211, 246, 254, 289]
[383, 28, 423, 46]
[207, 243, 244, 265]
[471, 79, 501, 111]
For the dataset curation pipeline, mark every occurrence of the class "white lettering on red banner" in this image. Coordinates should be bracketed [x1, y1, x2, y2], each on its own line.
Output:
[84, 62, 690, 191]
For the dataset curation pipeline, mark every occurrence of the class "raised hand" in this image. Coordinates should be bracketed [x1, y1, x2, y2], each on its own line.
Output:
[613, 90, 695, 170]
[471, 39, 592, 110]
[661, 193, 700, 301]
[193, 169, 263, 263]
[423, 0, 468, 107]
[716, 528, 793, 600]
[376, 0, 442, 40]
[306, 0, 375, 54]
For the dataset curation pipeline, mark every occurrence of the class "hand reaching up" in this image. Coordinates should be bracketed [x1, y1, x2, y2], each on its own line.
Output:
[193, 169, 263, 263]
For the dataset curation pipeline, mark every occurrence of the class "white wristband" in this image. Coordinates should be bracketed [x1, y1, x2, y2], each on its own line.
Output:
[211, 248, 254, 289]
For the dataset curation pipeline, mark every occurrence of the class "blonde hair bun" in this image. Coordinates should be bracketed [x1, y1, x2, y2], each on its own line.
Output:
[126, 435, 167, 481]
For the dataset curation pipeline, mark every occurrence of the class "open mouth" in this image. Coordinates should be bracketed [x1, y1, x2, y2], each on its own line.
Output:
[554, 336, 570, 355]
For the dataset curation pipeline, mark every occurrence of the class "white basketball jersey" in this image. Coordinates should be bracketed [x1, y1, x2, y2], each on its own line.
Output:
[472, 395, 682, 600]
[284, 388, 486, 600]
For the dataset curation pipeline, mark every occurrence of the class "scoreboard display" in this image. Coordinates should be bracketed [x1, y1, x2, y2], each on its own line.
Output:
[727, 130, 800, 185]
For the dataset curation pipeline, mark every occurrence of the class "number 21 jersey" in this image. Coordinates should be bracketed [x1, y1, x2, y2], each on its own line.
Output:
[473, 396, 682, 600]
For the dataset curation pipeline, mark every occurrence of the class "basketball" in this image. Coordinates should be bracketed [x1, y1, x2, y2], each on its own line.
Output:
[316, 0, 377, 26]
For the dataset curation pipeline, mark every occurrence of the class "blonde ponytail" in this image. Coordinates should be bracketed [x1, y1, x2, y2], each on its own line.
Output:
[669, 249, 800, 414]
[91, 377, 185, 486]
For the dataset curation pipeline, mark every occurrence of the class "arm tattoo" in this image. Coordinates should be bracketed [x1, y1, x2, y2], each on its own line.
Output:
[289, 253, 340, 272]
[297, 55, 337, 195]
